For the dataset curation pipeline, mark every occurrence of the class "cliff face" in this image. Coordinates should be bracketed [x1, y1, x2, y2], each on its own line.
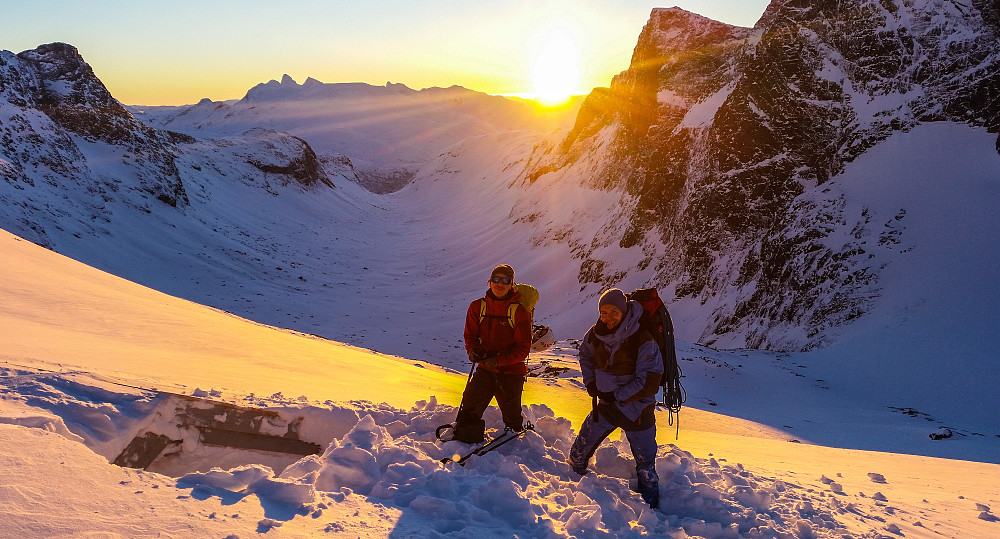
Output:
[17, 43, 155, 145]
[525, 2, 1000, 349]
[1, 42, 188, 218]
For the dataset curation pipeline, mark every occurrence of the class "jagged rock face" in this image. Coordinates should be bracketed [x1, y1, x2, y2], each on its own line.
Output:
[2, 43, 189, 210]
[16, 43, 151, 145]
[533, 2, 1000, 350]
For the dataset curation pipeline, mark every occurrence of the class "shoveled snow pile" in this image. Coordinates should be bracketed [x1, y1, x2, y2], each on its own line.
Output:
[0, 369, 904, 538]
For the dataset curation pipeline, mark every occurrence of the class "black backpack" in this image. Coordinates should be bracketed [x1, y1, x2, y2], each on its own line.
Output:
[628, 288, 686, 429]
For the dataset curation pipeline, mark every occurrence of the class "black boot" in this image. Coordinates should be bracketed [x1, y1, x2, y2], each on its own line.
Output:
[637, 466, 660, 508]
[453, 414, 485, 443]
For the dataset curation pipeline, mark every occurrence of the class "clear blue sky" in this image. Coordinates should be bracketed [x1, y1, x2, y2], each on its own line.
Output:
[3, 0, 770, 105]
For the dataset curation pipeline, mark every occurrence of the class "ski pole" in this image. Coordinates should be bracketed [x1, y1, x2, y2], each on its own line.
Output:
[435, 361, 478, 441]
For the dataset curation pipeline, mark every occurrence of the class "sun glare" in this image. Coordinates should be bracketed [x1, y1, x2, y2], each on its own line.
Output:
[531, 27, 580, 107]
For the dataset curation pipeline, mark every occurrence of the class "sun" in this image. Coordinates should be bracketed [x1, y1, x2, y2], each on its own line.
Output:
[531, 27, 580, 107]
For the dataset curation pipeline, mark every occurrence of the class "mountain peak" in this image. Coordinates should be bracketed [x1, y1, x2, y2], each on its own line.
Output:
[18, 41, 82, 62]
[544, 0, 1000, 353]
[385, 81, 415, 94]
[16, 42, 100, 100]
[623, 5, 750, 87]
[12, 43, 157, 146]
[648, 6, 732, 25]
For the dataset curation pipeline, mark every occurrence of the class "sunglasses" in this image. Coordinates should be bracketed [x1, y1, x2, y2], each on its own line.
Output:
[490, 276, 512, 284]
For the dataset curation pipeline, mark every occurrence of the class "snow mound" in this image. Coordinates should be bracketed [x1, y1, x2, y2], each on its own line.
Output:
[1, 369, 876, 538]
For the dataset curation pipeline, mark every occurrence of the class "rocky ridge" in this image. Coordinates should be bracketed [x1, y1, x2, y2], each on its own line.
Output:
[0, 43, 332, 249]
[523, 1, 1000, 349]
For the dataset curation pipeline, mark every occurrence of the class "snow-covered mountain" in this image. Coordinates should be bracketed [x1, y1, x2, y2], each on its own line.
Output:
[504, 2, 1000, 443]
[2, 0, 999, 465]
[523, 1, 1000, 351]
[0, 43, 340, 242]
[0, 41, 581, 368]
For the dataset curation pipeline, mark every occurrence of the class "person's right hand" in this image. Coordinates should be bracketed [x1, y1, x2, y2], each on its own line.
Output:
[586, 382, 600, 397]
[480, 353, 499, 369]
[469, 347, 487, 363]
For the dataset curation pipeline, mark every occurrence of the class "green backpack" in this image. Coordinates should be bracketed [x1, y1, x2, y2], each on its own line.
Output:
[478, 283, 539, 327]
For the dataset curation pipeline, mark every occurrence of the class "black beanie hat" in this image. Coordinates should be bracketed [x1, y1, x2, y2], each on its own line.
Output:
[491, 264, 514, 280]
[598, 288, 628, 313]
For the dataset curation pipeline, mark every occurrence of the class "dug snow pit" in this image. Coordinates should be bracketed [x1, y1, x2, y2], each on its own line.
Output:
[113, 393, 322, 474]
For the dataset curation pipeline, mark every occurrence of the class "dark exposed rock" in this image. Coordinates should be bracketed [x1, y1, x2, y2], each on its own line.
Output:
[355, 168, 416, 194]
[17, 44, 147, 143]
[248, 135, 332, 188]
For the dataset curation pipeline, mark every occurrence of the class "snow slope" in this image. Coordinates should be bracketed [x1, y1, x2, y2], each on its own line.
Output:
[2, 227, 999, 538]
[4, 109, 998, 463]
[4, 41, 996, 463]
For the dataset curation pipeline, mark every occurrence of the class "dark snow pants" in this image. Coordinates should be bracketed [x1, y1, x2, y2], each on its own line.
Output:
[455, 368, 525, 440]
[569, 408, 660, 508]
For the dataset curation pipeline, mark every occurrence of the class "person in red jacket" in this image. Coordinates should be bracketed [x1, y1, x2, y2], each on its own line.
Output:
[453, 264, 532, 443]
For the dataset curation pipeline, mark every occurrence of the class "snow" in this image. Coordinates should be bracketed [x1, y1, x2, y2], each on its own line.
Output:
[803, 123, 1000, 421]
[3, 27, 1000, 536]
[3, 200, 1000, 537]
[129, 78, 580, 186]
[678, 83, 735, 128]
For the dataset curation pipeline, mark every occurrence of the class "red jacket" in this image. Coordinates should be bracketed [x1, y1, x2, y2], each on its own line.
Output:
[464, 288, 532, 375]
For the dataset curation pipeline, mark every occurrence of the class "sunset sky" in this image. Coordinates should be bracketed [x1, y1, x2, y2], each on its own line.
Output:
[5, 0, 769, 106]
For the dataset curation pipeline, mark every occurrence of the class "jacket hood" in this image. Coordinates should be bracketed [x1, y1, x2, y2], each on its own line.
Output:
[593, 299, 643, 347]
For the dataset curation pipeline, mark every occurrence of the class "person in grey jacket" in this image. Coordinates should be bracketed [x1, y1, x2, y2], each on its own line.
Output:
[568, 288, 663, 508]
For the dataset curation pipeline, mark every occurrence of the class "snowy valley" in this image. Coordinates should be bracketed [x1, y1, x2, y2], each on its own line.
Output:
[2, 1, 1000, 537]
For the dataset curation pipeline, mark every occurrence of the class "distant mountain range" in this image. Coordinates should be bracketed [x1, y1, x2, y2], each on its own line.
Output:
[130, 74, 582, 194]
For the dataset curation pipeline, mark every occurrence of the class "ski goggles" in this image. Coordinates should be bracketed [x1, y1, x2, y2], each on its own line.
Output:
[490, 276, 513, 284]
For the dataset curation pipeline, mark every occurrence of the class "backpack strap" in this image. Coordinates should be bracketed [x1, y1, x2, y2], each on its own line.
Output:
[479, 298, 521, 328]
[507, 303, 520, 328]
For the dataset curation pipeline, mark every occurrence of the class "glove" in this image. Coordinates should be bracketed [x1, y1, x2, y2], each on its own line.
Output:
[469, 347, 487, 363]
[479, 353, 500, 370]
[586, 382, 600, 397]
[597, 390, 616, 402]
